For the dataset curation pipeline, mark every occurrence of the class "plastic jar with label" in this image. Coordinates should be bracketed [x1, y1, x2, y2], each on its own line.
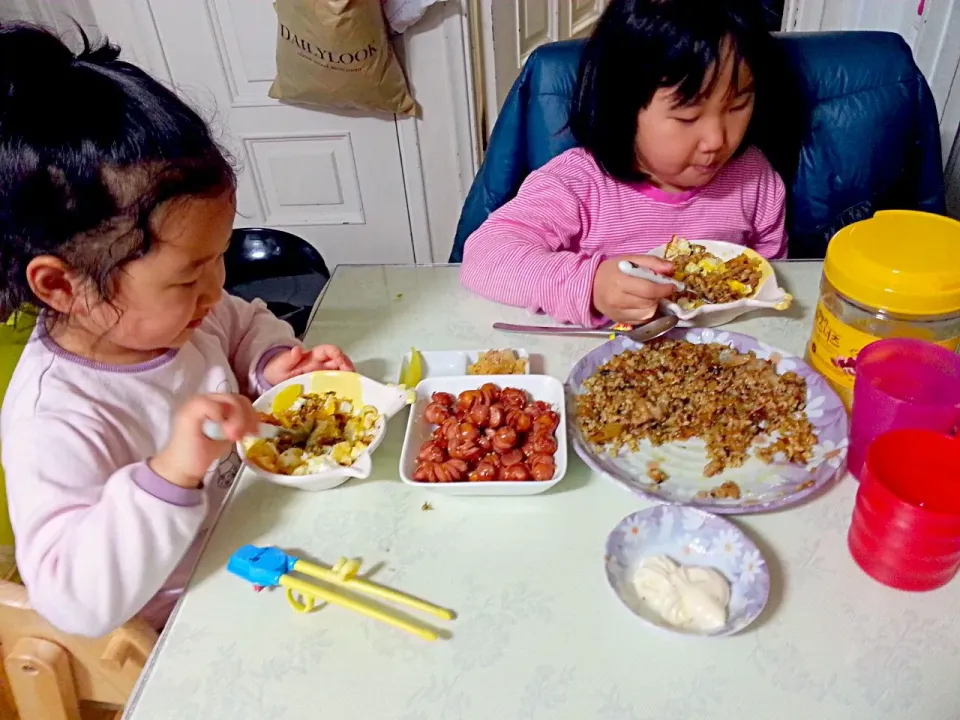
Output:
[806, 211, 960, 409]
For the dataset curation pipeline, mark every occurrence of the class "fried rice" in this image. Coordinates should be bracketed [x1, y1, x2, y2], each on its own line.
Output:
[576, 340, 817, 477]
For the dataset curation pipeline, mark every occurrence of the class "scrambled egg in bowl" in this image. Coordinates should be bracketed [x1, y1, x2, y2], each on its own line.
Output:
[246, 391, 381, 475]
[665, 237, 763, 310]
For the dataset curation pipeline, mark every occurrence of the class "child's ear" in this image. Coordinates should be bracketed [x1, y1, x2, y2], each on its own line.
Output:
[25, 256, 85, 315]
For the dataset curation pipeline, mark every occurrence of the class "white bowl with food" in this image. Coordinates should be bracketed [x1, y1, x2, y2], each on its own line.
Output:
[647, 237, 792, 327]
[241, 371, 413, 491]
[399, 375, 567, 496]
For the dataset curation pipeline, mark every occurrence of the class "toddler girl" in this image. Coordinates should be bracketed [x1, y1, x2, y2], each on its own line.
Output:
[0, 26, 353, 636]
[461, 0, 787, 326]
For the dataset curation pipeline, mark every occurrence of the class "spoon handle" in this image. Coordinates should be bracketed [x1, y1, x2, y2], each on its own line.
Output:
[202, 420, 281, 442]
[618, 260, 687, 291]
[493, 322, 612, 337]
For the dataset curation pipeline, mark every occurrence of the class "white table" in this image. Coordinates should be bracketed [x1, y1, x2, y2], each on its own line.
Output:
[125, 263, 960, 720]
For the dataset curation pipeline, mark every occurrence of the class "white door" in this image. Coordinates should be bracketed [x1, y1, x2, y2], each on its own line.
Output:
[479, 0, 608, 137]
[87, 0, 416, 268]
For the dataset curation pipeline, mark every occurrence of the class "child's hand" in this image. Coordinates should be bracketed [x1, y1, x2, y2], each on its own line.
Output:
[592, 255, 676, 325]
[150, 394, 259, 489]
[262, 345, 355, 385]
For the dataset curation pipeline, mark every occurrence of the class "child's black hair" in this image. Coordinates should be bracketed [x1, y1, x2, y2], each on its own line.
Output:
[0, 23, 236, 320]
[570, 0, 779, 183]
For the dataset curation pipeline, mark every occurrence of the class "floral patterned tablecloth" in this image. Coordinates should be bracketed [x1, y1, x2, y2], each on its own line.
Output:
[125, 262, 960, 720]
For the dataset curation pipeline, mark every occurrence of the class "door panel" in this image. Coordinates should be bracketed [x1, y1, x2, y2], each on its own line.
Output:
[487, 0, 608, 133]
[564, 0, 604, 38]
[144, 0, 414, 267]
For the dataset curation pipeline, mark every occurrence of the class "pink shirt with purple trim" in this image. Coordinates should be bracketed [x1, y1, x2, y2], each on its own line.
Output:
[460, 146, 788, 327]
[2, 294, 298, 637]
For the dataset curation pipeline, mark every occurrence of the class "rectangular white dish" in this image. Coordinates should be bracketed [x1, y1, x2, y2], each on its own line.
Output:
[399, 374, 567, 496]
[399, 349, 530, 381]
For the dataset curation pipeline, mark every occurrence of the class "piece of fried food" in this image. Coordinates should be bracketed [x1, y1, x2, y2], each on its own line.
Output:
[467, 349, 528, 375]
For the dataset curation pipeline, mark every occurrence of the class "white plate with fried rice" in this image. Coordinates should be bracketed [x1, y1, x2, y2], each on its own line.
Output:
[566, 328, 849, 514]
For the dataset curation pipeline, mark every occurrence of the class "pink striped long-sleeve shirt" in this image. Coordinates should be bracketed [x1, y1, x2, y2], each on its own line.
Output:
[460, 146, 787, 327]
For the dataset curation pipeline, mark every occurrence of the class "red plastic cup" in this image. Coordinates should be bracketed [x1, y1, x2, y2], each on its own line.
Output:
[848, 429, 960, 591]
[848, 339, 960, 480]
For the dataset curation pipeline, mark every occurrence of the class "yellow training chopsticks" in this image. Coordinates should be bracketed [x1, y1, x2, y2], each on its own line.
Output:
[227, 545, 455, 641]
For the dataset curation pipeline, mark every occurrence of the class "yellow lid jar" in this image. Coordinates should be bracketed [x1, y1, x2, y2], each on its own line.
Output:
[806, 210, 960, 409]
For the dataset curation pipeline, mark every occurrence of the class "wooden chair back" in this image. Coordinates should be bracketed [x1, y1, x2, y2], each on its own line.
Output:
[0, 580, 157, 720]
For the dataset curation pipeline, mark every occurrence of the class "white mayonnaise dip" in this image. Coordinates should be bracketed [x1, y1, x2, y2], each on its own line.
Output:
[633, 555, 730, 632]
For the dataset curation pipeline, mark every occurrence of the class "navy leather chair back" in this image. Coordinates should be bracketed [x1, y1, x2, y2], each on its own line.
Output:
[451, 32, 945, 261]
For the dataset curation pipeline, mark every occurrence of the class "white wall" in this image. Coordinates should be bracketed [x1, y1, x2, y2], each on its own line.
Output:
[396, 0, 479, 261]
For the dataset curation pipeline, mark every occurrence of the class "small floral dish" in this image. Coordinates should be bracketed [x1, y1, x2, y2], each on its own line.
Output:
[566, 328, 849, 514]
[605, 506, 770, 637]
[240, 371, 413, 491]
[647, 239, 792, 327]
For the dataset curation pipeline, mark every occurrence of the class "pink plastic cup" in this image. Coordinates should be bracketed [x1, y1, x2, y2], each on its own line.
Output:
[848, 339, 960, 480]
[848, 429, 960, 591]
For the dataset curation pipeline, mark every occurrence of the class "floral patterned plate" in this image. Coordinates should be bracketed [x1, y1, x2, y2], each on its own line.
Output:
[605, 506, 770, 637]
[566, 328, 849, 514]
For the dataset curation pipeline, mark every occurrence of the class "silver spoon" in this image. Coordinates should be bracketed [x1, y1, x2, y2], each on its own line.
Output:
[493, 314, 679, 342]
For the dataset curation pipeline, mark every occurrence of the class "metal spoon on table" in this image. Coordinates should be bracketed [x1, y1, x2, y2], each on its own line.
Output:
[493, 314, 679, 342]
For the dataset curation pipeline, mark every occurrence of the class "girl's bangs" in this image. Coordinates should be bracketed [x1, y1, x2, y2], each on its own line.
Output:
[664, 34, 750, 107]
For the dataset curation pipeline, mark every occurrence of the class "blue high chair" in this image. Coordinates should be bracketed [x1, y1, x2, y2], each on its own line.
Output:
[452, 32, 945, 261]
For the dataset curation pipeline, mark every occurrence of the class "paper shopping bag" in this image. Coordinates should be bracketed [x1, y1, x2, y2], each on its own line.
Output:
[269, 0, 418, 116]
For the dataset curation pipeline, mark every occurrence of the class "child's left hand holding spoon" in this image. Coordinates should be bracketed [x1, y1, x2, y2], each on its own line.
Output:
[263, 345, 355, 385]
